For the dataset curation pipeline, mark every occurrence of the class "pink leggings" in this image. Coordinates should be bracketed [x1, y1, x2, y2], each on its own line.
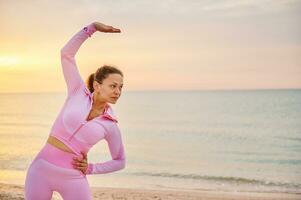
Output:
[24, 143, 92, 200]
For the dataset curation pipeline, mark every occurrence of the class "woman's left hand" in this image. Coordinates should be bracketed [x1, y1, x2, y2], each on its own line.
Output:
[93, 22, 121, 33]
[72, 152, 88, 174]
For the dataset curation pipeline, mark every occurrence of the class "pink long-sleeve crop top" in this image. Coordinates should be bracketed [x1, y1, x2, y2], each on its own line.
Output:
[48, 23, 126, 175]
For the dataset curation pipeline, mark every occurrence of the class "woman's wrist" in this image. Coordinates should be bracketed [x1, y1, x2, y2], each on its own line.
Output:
[83, 23, 97, 37]
[85, 163, 94, 174]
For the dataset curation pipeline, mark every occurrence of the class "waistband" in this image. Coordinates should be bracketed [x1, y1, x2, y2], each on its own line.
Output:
[33, 143, 84, 170]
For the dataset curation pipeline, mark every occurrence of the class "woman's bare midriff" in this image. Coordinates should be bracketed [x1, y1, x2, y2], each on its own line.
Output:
[47, 136, 76, 154]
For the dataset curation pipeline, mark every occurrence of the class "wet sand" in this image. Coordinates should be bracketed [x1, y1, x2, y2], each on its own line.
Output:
[0, 183, 300, 200]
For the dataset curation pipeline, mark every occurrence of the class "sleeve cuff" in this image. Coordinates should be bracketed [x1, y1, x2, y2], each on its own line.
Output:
[85, 163, 94, 175]
[83, 23, 97, 37]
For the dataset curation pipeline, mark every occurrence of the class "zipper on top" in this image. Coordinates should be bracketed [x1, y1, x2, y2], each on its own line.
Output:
[68, 97, 93, 141]
[68, 122, 86, 141]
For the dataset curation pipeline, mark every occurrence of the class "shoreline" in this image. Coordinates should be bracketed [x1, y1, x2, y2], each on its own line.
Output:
[1, 183, 300, 200]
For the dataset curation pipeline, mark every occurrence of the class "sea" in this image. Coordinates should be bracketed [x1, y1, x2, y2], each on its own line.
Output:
[0, 89, 300, 194]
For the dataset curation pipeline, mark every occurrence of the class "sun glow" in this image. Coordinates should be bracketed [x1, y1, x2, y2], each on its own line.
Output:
[0, 56, 20, 67]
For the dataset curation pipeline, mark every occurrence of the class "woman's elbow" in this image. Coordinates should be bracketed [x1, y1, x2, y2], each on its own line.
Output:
[60, 48, 66, 55]
[60, 49, 70, 57]
[119, 158, 126, 170]
[60, 48, 75, 58]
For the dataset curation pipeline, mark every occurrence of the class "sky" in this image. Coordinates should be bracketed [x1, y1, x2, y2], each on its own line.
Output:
[0, 0, 300, 92]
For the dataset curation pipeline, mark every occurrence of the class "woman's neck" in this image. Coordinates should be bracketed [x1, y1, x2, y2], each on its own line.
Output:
[92, 94, 107, 112]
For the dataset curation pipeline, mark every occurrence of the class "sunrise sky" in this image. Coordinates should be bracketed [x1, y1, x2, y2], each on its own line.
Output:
[0, 0, 300, 93]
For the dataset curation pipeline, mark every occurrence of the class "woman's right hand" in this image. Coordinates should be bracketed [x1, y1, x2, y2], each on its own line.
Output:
[72, 152, 89, 174]
[93, 22, 121, 33]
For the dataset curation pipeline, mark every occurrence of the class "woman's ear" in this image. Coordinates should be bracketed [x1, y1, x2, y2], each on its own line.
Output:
[93, 80, 100, 91]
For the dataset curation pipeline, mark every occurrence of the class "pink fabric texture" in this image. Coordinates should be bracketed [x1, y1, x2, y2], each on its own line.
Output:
[25, 143, 92, 200]
[50, 22, 126, 175]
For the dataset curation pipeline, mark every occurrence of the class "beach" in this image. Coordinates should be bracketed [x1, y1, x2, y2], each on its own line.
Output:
[0, 183, 300, 200]
[1, 91, 301, 197]
[2, 0, 301, 198]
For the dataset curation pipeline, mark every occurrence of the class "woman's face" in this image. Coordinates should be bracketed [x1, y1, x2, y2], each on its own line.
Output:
[93, 73, 123, 104]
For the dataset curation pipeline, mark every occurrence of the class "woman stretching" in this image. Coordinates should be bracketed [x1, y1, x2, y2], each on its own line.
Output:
[24, 22, 126, 200]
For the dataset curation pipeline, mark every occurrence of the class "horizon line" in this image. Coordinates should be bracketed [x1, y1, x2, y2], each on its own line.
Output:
[1, 87, 301, 94]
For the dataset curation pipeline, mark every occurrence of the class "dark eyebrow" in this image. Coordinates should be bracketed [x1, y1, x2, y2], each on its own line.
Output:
[112, 81, 123, 86]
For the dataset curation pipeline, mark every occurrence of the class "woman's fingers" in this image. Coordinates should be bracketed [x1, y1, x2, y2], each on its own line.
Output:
[76, 166, 87, 170]
[81, 152, 87, 161]
[110, 27, 121, 33]
[113, 28, 121, 33]
[73, 162, 87, 173]
[73, 153, 89, 172]
[73, 159, 86, 165]
[73, 157, 85, 162]
[76, 166, 87, 172]
[104, 26, 121, 33]
[73, 161, 86, 167]
[72, 156, 87, 167]
[94, 22, 121, 33]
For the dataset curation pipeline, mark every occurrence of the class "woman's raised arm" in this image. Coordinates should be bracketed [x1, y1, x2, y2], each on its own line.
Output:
[60, 22, 120, 96]
[60, 23, 97, 96]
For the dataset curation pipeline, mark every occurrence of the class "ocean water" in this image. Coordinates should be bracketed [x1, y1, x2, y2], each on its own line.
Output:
[0, 89, 300, 194]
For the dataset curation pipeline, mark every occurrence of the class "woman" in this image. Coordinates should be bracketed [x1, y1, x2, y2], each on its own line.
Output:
[24, 22, 126, 200]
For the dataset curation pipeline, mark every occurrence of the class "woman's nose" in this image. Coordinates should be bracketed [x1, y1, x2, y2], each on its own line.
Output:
[115, 88, 121, 95]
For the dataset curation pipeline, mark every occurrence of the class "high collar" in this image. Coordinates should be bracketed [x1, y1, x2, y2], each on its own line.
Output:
[84, 87, 118, 123]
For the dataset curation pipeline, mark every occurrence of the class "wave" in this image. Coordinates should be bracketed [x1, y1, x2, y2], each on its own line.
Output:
[130, 172, 301, 188]
[276, 136, 301, 143]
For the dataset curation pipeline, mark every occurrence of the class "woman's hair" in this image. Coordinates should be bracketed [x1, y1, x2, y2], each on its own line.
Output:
[86, 65, 123, 93]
